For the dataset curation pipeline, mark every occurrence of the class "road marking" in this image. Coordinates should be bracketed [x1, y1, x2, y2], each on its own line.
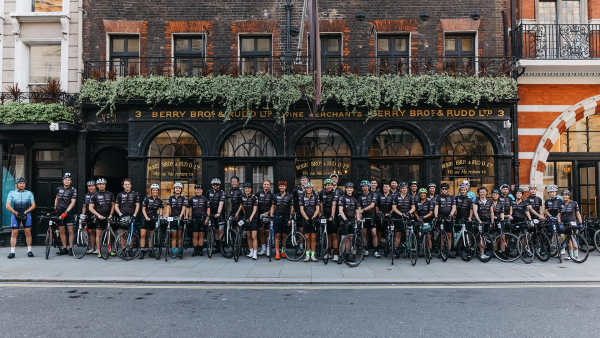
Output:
[1, 283, 600, 290]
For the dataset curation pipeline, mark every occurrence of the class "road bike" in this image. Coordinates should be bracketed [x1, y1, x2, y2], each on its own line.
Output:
[403, 218, 418, 266]
[511, 220, 536, 264]
[472, 220, 494, 263]
[339, 218, 365, 267]
[149, 217, 164, 260]
[115, 216, 141, 260]
[528, 219, 551, 262]
[491, 220, 520, 262]
[378, 212, 395, 265]
[557, 221, 589, 263]
[233, 218, 250, 262]
[72, 214, 90, 259]
[181, 218, 191, 257]
[417, 219, 432, 264]
[317, 216, 329, 264]
[433, 218, 449, 262]
[283, 214, 307, 261]
[39, 213, 61, 260]
[206, 217, 215, 258]
[99, 217, 119, 259]
[451, 219, 476, 262]
[221, 214, 238, 260]
[260, 215, 275, 262]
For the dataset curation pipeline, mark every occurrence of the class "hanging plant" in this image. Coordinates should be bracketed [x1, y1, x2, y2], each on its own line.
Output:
[0, 102, 75, 124]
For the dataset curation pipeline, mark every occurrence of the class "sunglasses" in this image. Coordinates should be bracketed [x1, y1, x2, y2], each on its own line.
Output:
[441, 188, 449, 190]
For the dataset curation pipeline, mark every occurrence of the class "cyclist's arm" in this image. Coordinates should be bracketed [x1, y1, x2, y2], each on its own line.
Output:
[450, 204, 457, 217]
[300, 206, 308, 220]
[142, 206, 149, 220]
[25, 201, 36, 214]
[557, 212, 562, 223]
[89, 203, 102, 219]
[434, 204, 439, 218]
[134, 202, 140, 217]
[526, 210, 532, 221]
[179, 206, 186, 219]
[217, 201, 224, 216]
[338, 206, 347, 221]
[314, 205, 320, 219]
[577, 211, 583, 224]
[270, 204, 276, 216]
[289, 206, 294, 220]
[473, 204, 481, 222]
[66, 198, 76, 213]
[81, 202, 87, 215]
[54, 195, 58, 210]
[408, 205, 415, 215]
[165, 205, 171, 218]
[391, 205, 400, 216]
[5, 201, 17, 215]
[115, 203, 122, 216]
[364, 202, 375, 212]
[249, 205, 257, 221]
[236, 205, 243, 218]
[508, 206, 513, 219]
[354, 209, 360, 219]
[500, 211, 505, 220]
[423, 210, 433, 219]
[110, 202, 115, 217]
[468, 208, 473, 221]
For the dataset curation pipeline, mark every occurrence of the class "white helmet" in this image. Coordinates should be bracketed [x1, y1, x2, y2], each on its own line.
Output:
[150, 184, 159, 190]
[96, 178, 107, 184]
[547, 185, 558, 192]
[174, 182, 184, 188]
[304, 182, 314, 188]
[211, 178, 221, 185]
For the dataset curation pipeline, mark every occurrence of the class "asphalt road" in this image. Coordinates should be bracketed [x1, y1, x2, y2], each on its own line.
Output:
[0, 283, 597, 337]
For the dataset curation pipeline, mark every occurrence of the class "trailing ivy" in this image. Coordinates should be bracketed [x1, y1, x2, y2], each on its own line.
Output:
[0, 102, 75, 124]
[81, 74, 517, 122]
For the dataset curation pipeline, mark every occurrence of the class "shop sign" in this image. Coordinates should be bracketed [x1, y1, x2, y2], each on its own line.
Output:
[295, 160, 350, 177]
[147, 160, 200, 178]
[441, 158, 494, 176]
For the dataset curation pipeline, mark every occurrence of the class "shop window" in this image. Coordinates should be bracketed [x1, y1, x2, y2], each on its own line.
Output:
[32, 0, 62, 12]
[146, 130, 202, 200]
[295, 129, 351, 192]
[543, 161, 572, 199]
[550, 115, 600, 153]
[444, 34, 476, 73]
[441, 128, 495, 195]
[369, 128, 423, 184]
[240, 36, 272, 75]
[2, 144, 26, 227]
[376, 35, 409, 74]
[321, 35, 342, 74]
[110, 35, 140, 77]
[29, 45, 61, 92]
[221, 130, 275, 157]
[174, 35, 205, 77]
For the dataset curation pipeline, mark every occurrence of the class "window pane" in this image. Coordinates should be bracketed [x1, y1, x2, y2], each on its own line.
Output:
[241, 57, 254, 75]
[191, 38, 203, 52]
[377, 38, 389, 52]
[539, 1, 557, 24]
[327, 38, 340, 52]
[556, 162, 572, 189]
[112, 38, 125, 53]
[561, 1, 580, 24]
[395, 38, 407, 52]
[127, 38, 140, 53]
[33, 0, 62, 12]
[257, 38, 271, 52]
[241, 38, 254, 52]
[29, 45, 61, 84]
[35, 150, 62, 161]
[445, 38, 456, 51]
[221, 130, 275, 157]
[461, 38, 473, 52]
[175, 39, 189, 52]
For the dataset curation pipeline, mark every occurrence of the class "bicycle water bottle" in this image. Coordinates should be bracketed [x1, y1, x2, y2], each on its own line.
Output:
[433, 229, 439, 241]
[453, 231, 460, 241]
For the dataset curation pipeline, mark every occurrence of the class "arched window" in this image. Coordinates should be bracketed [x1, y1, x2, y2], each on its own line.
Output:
[441, 128, 495, 195]
[551, 115, 600, 153]
[369, 128, 424, 184]
[146, 130, 202, 199]
[295, 129, 351, 191]
[221, 129, 275, 157]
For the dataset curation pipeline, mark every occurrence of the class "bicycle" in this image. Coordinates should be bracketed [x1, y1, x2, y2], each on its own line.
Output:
[417, 219, 432, 264]
[163, 217, 175, 262]
[581, 216, 598, 252]
[221, 214, 238, 260]
[233, 218, 250, 262]
[511, 220, 536, 264]
[283, 214, 307, 261]
[473, 220, 494, 263]
[99, 217, 118, 259]
[378, 212, 395, 265]
[72, 214, 90, 259]
[115, 216, 141, 261]
[403, 218, 418, 266]
[181, 218, 191, 258]
[339, 218, 365, 267]
[452, 219, 476, 262]
[557, 221, 589, 263]
[544, 217, 563, 263]
[260, 215, 275, 262]
[318, 216, 329, 264]
[39, 213, 61, 260]
[149, 217, 165, 260]
[528, 219, 551, 262]
[206, 217, 215, 258]
[432, 218, 449, 262]
[491, 219, 520, 262]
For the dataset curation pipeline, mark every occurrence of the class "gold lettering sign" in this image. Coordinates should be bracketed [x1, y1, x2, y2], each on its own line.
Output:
[441, 159, 495, 176]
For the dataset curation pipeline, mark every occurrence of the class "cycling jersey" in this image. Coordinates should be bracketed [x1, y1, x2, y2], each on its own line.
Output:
[300, 194, 320, 219]
[410, 192, 419, 205]
[55, 186, 77, 212]
[511, 200, 529, 220]
[142, 196, 164, 218]
[455, 195, 473, 220]
[427, 194, 437, 202]
[229, 187, 243, 214]
[434, 194, 455, 217]
[292, 187, 305, 212]
[188, 195, 209, 218]
[319, 189, 338, 218]
[206, 189, 225, 214]
[395, 194, 414, 214]
[474, 198, 492, 221]
[357, 191, 376, 218]
[370, 190, 382, 208]
[545, 198, 564, 217]
[378, 192, 395, 214]
[272, 192, 293, 217]
[167, 195, 187, 217]
[499, 195, 512, 214]
[338, 195, 358, 219]
[7, 190, 34, 213]
[491, 201, 503, 220]
[415, 199, 432, 218]
[560, 201, 580, 223]
[241, 194, 257, 219]
[83, 192, 96, 217]
[333, 186, 344, 196]
[525, 195, 543, 217]
[115, 191, 140, 216]
[90, 191, 114, 217]
[254, 190, 275, 214]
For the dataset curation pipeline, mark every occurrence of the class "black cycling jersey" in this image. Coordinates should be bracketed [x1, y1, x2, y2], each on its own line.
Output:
[188, 195, 209, 218]
[395, 194, 414, 214]
[292, 187, 305, 212]
[84, 192, 96, 217]
[319, 189, 338, 218]
[561, 200, 580, 223]
[525, 195, 543, 217]
[142, 196, 164, 218]
[338, 195, 358, 220]
[254, 190, 275, 214]
[370, 190, 382, 208]
[229, 187, 243, 213]
[491, 201, 504, 220]
[167, 195, 187, 217]
[55, 186, 77, 212]
[90, 191, 114, 218]
[272, 192, 293, 217]
[333, 186, 344, 196]
[474, 198, 493, 221]
[241, 194, 257, 219]
[499, 195, 512, 215]
[357, 191, 377, 218]
[410, 192, 419, 205]
[115, 191, 140, 216]
[427, 194, 437, 202]
[300, 193, 320, 219]
[511, 199, 529, 220]
[415, 199, 432, 218]
[206, 189, 225, 214]
[378, 192, 395, 214]
[434, 194, 456, 217]
[455, 195, 472, 220]
[545, 198, 564, 217]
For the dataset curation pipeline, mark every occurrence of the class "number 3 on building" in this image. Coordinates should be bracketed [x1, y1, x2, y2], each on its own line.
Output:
[135, 111, 142, 118]
[498, 110, 504, 117]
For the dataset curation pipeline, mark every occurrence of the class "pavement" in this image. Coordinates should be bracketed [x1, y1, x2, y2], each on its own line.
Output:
[2, 246, 600, 284]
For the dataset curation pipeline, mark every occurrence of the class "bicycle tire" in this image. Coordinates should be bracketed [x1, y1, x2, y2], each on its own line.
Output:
[100, 229, 115, 260]
[570, 233, 589, 263]
[268, 232, 273, 262]
[408, 232, 418, 266]
[534, 232, 551, 262]
[322, 233, 329, 265]
[390, 232, 395, 265]
[439, 230, 449, 262]
[423, 234, 431, 265]
[164, 230, 170, 262]
[594, 229, 600, 254]
[339, 234, 364, 267]
[116, 231, 141, 261]
[284, 232, 307, 261]
[45, 227, 52, 260]
[151, 230, 162, 260]
[493, 233, 520, 262]
[476, 233, 493, 263]
[233, 230, 241, 262]
[315, 227, 322, 258]
[518, 233, 535, 264]
[221, 231, 237, 259]
[207, 227, 214, 258]
[182, 226, 190, 251]
[460, 231, 476, 262]
[72, 228, 89, 259]
[555, 234, 563, 263]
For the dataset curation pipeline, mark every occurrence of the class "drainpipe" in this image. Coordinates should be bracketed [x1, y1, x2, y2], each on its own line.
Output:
[285, 0, 292, 74]
[78, 0, 83, 91]
[511, 0, 517, 56]
[513, 101, 520, 189]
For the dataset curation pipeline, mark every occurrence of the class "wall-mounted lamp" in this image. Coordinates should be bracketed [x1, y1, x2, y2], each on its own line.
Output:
[355, 12, 366, 22]
[420, 12, 429, 21]
[471, 10, 481, 20]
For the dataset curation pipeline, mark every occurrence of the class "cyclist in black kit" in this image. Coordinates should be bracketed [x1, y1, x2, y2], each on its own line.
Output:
[558, 190, 583, 260]
[228, 176, 243, 219]
[300, 182, 320, 262]
[491, 189, 505, 223]
[292, 175, 308, 253]
[338, 182, 360, 264]
[54, 173, 77, 256]
[415, 188, 434, 223]
[509, 188, 531, 224]
[427, 183, 437, 201]
[455, 184, 473, 229]
[389, 179, 399, 197]
[166, 182, 187, 258]
[271, 180, 293, 260]
[238, 182, 258, 260]
[207, 178, 225, 254]
[255, 179, 274, 256]
[88, 178, 115, 258]
[525, 185, 545, 220]
[330, 173, 344, 195]
[409, 181, 419, 204]
[377, 181, 395, 256]
[188, 184, 210, 257]
[140, 183, 164, 259]
[545, 185, 563, 219]
[319, 178, 339, 261]
[358, 180, 378, 257]
[81, 180, 97, 254]
[473, 187, 493, 260]
[115, 178, 140, 227]
[391, 182, 415, 258]
[433, 183, 457, 258]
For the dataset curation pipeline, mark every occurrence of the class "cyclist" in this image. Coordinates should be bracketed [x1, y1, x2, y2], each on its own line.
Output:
[427, 183, 437, 201]
[292, 175, 308, 253]
[188, 184, 210, 257]
[525, 185, 545, 220]
[6, 178, 36, 259]
[544, 185, 563, 219]
[255, 179, 274, 256]
[370, 179, 381, 200]
[389, 179, 399, 196]
[115, 178, 140, 228]
[377, 181, 395, 259]
[166, 182, 187, 258]
[54, 173, 77, 256]
[462, 180, 477, 201]
[81, 180, 97, 254]
[455, 184, 473, 230]
[319, 178, 338, 261]
[229, 176, 243, 219]
[330, 173, 344, 195]
[238, 182, 258, 259]
[433, 183, 457, 259]
[207, 178, 225, 254]
[140, 183, 164, 259]
[409, 181, 419, 204]
[271, 180, 293, 260]
[338, 182, 360, 264]
[509, 188, 531, 224]
[490, 189, 505, 222]
[300, 182, 320, 262]
[500, 183, 516, 203]
[557, 189, 583, 260]
[357, 180, 378, 257]
[415, 188, 433, 223]
[473, 186, 493, 260]
[391, 182, 415, 258]
[88, 178, 115, 258]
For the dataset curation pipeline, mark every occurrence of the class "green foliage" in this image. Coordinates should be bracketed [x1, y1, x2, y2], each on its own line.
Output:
[81, 74, 518, 122]
[0, 102, 75, 124]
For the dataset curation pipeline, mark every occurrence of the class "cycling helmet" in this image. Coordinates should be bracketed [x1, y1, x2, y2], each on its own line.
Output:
[399, 182, 408, 188]
[440, 183, 450, 189]
[194, 184, 203, 189]
[547, 185, 558, 192]
[428, 183, 436, 188]
[491, 189, 500, 194]
[459, 184, 468, 190]
[96, 178, 107, 184]
[500, 184, 510, 189]
[243, 182, 252, 188]
[150, 183, 160, 190]
[323, 179, 333, 185]
[562, 189, 571, 196]
[301, 175, 309, 179]
[174, 182, 184, 188]
[410, 181, 418, 186]
[329, 173, 339, 178]
[211, 178, 221, 185]
[86, 180, 96, 186]
[62, 173, 72, 179]
[16, 177, 27, 183]
[345, 182, 355, 188]
[360, 180, 370, 187]
[515, 188, 524, 194]
[304, 182, 314, 188]
[230, 176, 240, 182]
[278, 180, 288, 186]
[462, 180, 470, 186]
[390, 178, 399, 184]
[418, 188, 427, 194]
[529, 185, 537, 190]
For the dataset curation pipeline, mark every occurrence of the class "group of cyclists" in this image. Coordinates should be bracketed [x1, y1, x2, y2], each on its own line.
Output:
[5, 171, 586, 263]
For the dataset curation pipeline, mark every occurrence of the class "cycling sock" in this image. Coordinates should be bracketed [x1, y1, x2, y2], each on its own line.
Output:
[306, 250, 310, 257]
[334, 248, 338, 255]
[27, 246, 32, 252]
[172, 248, 177, 255]
[569, 250, 573, 257]
[262, 244, 267, 251]
[199, 245, 203, 251]
[310, 251, 315, 257]
[276, 248, 279, 255]
[11, 247, 15, 253]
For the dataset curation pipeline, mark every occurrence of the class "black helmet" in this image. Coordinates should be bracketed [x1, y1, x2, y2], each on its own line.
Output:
[62, 173, 72, 179]
[230, 176, 240, 182]
[16, 177, 27, 183]
[491, 189, 500, 194]
[194, 184, 203, 189]
[390, 178, 399, 184]
[410, 181, 418, 186]
[86, 180, 96, 186]
[478, 186, 488, 192]
[440, 183, 450, 189]
[515, 188, 524, 194]
[345, 182, 355, 188]
[399, 182, 408, 188]
[243, 182, 252, 188]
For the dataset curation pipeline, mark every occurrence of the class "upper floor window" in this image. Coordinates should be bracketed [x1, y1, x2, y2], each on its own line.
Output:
[110, 35, 140, 76]
[444, 34, 476, 73]
[32, 0, 62, 12]
[321, 35, 342, 74]
[538, 0, 581, 24]
[377, 35, 409, 74]
[29, 45, 61, 91]
[174, 35, 205, 77]
[240, 36, 271, 75]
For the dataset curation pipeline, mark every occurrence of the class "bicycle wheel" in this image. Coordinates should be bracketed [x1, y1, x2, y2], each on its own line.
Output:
[594, 229, 600, 254]
[339, 234, 364, 267]
[284, 232, 307, 261]
[390, 233, 395, 265]
[322, 234, 329, 265]
[164, 231, 171, 262]
[476, 233, 494, 263]
[150, 230, 162, 260]
[570, 233, 589, 263]
[72, 228, 89, 259]
[422, 234, 431, 265]
[460, 231, 476, 262]
[439, 230, 449, 262]
[518, 233, 535, 264]
[233, 230, 241, 262]
[100, 229, 115, 260]
[45, 227, 52, 260]
[408, 232, 418, 266]
[494, 233, 520, 262]
[182, 226, 190, 251]
[534, 232, 551, 262]
[207, 228, 214, 259]
[221, 231, 237, 259]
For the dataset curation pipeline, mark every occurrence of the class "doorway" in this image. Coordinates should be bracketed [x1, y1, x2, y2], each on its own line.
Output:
[222, 163, 275, 209]
[578, 162, 598, 218]
[92, 147, 128, 194]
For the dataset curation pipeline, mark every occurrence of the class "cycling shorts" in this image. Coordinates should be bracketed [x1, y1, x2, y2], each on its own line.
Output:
[302, 218, 318, 234]
[140, 218, 160, 231]
[168, 219, 182, 232]
[192, 216, 207, 232]
[326, 217, 339, 235]
[10, 213, 32, 228]
[84, 217, 96, 230]
[340, 218, 356, 236]
[244, 218, 259, 232]
[363, 217, 376, 231]
[56, 210, 71, 227]
[273, 216, 290, 234]
[95, 218, 109, 230]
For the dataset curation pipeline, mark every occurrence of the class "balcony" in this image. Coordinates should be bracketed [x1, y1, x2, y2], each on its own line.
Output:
[515, 24, 600, 60]
[0, 91, 73, 106]
[83, 56, 516, 81]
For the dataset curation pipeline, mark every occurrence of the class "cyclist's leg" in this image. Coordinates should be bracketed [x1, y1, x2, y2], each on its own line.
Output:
[57, 216, 68, 252]
[86, 218, 97, 251]
[328, 218, 339, 258]
[297, 212, 305, 250]
[258, 217, 266, 254]
[394, 218, 402, 253]
[24, 215, 33, 253]
[215, 215, 224, 252]
[9, 215, 19, 256]
[250, 218, 259, 258]
[370, 220, 378, 253]
[67, 222, 75, 249]
[274, 216, 282, 257]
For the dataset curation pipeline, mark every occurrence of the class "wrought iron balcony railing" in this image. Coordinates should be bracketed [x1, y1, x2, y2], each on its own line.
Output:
[515, 24, 600, 60]
[0, 91, 74, 106]
[83, 56, 516, 81]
